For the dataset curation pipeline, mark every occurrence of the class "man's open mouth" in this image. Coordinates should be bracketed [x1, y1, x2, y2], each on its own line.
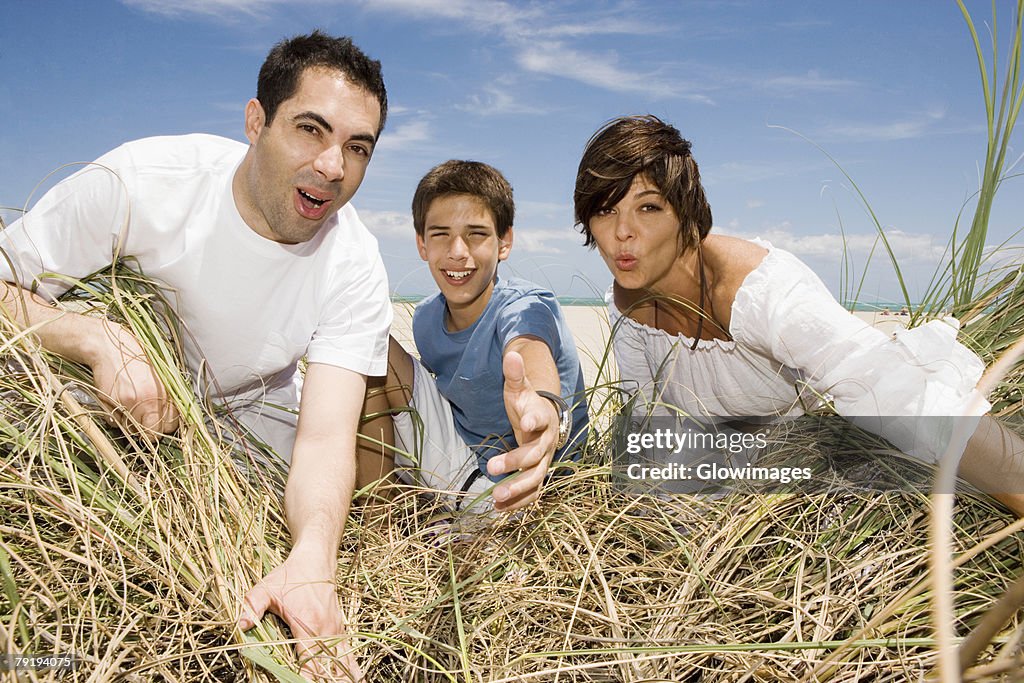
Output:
[298, 189, 327, 207]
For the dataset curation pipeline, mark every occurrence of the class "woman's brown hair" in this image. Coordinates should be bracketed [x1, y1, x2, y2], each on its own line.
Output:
[574, 115, 712, 252]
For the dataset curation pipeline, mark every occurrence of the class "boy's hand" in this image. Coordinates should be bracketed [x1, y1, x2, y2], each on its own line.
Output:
[488, 349, 560, 511]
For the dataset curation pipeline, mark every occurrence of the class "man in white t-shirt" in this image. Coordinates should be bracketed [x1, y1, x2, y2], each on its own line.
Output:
[0, 31, 388, 680]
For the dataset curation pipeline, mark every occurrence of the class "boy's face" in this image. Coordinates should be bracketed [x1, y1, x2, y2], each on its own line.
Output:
[417, 194, 512, 329]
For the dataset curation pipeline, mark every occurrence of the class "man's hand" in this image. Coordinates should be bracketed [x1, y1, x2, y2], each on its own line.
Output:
[87, 319, 179, 435]
[0, 281, 178, 435]
[239, 547, 363, 681]
[487, 349, 560, 511]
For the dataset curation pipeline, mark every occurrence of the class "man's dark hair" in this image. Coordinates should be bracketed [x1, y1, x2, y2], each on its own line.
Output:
[257, 30, 388, 136]
[412, 160, 515, 238]
[574, 115, 711, 252]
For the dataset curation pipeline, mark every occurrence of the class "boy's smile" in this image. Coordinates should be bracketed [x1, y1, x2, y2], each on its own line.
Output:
[417, 194, 512, 331]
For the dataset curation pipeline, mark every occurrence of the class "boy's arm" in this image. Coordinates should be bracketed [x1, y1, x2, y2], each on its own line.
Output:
[238, 362, 365, 680]
[488, 335, 563, 511]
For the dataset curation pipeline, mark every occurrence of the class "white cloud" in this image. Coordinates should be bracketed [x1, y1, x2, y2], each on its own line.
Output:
[374, 120, 431, 152]
[516, 42, 708, 101]
[719, 224, 948, 264]
[121, 0, 272, 18]
[361, 0, 539, 28]
[825, 108, 948, 142]
[513, 228, 566, 254]
[745, 199, 765, 208]
[456, 82, 549, 116]
[358, 209, 413, 238]
[530, 17, 671, 39]
[123, 0, 708, 103]
[760, 69, 858, 93]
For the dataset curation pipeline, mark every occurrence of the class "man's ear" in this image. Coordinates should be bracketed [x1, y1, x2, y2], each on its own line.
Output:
[244, 99, 266, 145]
[498, 226, 513, 261]
[416, 232, 428, 261]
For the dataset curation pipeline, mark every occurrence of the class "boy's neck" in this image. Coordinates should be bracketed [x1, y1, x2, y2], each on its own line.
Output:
[444, 275, 498, 332]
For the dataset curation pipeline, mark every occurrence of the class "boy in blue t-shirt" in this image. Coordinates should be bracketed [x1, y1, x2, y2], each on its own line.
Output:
[359, 160, 588, 511]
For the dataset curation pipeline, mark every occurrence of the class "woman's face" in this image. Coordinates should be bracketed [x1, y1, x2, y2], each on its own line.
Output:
[588, 174, 684, 292]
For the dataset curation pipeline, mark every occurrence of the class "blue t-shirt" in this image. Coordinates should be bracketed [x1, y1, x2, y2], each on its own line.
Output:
[413, 276, 589, 480]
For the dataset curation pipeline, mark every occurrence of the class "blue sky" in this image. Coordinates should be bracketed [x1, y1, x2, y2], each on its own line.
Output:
[2, 0, 1022, 303]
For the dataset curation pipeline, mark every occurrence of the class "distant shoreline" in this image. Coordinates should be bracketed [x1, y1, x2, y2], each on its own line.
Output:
[391, 294, 920, 313]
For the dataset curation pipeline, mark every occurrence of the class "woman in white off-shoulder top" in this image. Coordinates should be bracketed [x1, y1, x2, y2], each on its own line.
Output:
[574, 114, 1024, 516]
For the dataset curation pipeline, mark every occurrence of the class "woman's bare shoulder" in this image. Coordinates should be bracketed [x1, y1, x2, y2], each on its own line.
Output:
[705, 235, 768, 290]
[703, 235, 769, 331]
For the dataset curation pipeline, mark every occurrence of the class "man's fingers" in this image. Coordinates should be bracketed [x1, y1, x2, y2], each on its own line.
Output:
[295, 630, 364, 682]
[135, 401, 179, 434]
[238, 583, 271, 631]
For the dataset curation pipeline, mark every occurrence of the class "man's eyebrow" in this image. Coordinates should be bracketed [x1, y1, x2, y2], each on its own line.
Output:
[293, 111, 377, 146]
[293, 111, 333, 134]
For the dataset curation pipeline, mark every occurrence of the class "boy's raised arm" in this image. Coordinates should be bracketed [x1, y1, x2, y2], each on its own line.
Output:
[488, 336, 563, 511]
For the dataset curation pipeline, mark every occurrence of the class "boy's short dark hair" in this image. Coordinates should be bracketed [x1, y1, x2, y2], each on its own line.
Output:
[574, 115, 712, 252]
[257, 30, 388, 136]
[412, 160, 514, 238]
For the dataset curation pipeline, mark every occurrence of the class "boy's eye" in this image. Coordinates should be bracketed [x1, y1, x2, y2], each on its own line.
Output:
[640, 203, 662, 212]
[595, 208, 614, 217]
[298, 123, 319, 135]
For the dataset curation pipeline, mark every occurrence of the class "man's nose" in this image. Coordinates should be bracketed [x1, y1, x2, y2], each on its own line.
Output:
[313, 144, 344, 181]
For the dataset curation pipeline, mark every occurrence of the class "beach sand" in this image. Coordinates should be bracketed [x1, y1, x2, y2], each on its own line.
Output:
[390, 303, 907, 387]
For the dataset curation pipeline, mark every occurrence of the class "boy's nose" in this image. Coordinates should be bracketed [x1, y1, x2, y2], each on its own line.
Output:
[449, 235, 470, 258]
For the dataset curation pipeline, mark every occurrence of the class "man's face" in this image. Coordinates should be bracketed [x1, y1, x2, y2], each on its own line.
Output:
[416, 194, 512, 331]
[236, 67, 381, 244]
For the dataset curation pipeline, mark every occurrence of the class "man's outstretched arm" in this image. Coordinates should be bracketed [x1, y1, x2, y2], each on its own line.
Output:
[239, 361, 366, 681]
[0, 280, 179, 434]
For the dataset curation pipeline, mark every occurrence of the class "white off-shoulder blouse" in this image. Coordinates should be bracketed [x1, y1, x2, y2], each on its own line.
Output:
[608, 242, 989, 463]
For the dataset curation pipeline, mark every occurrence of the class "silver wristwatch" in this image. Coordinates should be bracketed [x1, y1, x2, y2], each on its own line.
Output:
[536, 390, 572, 450]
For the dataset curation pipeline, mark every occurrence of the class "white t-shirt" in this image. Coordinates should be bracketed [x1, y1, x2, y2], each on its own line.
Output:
[2, 134, 392, 459]
[609, 242, 988, 464]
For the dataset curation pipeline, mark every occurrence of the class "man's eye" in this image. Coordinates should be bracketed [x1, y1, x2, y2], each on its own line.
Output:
[348, 145, 370, 157]
[299, 124, 319, 135]
[640, 204, 662, 212]
[595, 208, 613, 217]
